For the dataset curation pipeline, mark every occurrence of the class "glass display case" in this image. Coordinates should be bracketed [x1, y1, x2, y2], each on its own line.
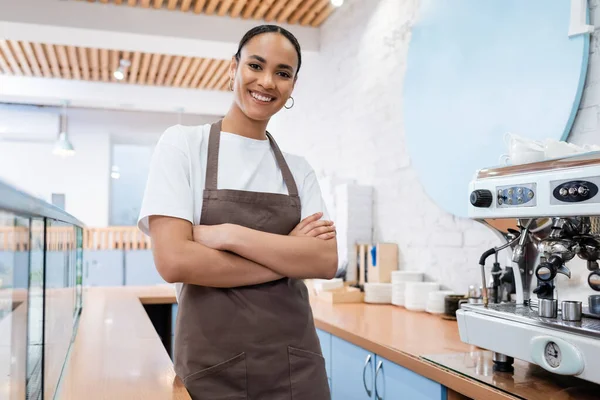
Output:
[0, 179, 84, 400]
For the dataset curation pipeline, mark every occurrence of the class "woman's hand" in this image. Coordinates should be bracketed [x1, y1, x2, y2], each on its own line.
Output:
[192, 224, 235, 250]
[289, 212, 336, 240]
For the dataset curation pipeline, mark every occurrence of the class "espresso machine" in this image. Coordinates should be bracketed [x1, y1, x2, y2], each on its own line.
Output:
[456, 152, 600, 385]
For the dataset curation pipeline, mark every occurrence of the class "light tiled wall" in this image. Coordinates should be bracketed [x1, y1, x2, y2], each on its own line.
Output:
[272, 0, 600, 294]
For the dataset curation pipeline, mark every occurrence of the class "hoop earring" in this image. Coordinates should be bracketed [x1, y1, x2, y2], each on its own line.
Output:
[284, 96, 294, 109]
[228, 79, 233, 92]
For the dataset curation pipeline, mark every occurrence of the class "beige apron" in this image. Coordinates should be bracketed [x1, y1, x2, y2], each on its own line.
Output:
[174, 120, 330, 400]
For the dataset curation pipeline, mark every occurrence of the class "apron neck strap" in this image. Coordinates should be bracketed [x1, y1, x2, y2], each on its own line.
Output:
[205, 120, 299, 197]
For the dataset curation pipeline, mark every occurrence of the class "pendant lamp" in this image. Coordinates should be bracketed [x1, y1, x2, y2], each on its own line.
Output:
[53, 101, 75, 157]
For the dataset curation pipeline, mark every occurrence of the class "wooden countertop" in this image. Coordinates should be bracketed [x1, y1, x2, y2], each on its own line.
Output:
[57, 285, 189, 400]
[56, 285, 600, 400]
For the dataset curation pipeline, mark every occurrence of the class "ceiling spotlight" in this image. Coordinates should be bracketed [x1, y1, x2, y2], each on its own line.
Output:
[113, 59, 131, 80]
[331, 0, 343, 6]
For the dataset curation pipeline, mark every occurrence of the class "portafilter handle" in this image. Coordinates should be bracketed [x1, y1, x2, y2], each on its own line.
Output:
[535, 255, 571, 282]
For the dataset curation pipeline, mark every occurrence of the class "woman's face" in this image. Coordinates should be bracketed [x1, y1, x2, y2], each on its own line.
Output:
[231, 32, 298, 121]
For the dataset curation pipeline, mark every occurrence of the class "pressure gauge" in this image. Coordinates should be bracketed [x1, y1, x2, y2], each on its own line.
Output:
[544, 341, 561, 368]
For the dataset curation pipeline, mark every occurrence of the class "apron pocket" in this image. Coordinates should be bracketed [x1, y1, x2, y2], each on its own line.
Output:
[183, 352, 247, 400]
[288, 346, 330, 400]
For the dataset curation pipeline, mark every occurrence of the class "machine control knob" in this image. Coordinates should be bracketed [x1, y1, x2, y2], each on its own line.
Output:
[559, 188, 568, 197]
[470, 190, 493, 208]
[578, 186, 590, 196]
[569, 186, 578, 196]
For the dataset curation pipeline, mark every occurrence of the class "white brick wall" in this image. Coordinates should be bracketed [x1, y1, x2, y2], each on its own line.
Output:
[271, 0, 600, 294]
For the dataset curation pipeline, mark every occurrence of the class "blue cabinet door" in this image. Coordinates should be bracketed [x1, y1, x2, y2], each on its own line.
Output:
[316, 328, 332, 379]
[82, 250, 124, 287]
[125, 250, 166, 286]
[331, 336, 374, 400]
[171, 304, 178, 360]
[374, 355, 446, 400]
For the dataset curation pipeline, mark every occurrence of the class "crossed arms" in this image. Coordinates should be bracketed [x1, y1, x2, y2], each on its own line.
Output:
[148, 212, 338, 288]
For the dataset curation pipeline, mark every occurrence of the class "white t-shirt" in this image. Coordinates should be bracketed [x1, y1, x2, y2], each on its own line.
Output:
[138, 122, 330, 244]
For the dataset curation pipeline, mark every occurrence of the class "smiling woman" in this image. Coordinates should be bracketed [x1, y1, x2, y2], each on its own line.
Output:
[227, 25, 302, 131]
[138, 25, 336, 399]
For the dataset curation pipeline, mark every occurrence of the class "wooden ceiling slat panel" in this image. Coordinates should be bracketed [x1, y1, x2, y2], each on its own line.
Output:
[9, 41, 33, 76]
[300, 0, 328, 26]
[277, 0, 302, 23]
[137, 52, 152, 84]
[198, 58, 221, 88]
[172, 56, 192, 87]
[229, 0, 246, 18]
[32, 43, 52, 78]
[20, 41, 42, 77]
[206, 58, 229, 89]
[78, 47, 90, 80]
[190, 58, 211, 87]
[147, 53, 162, 85]
[66, 45, 82, 80]
[110, 49, 120, 82]
[311, 3, 334, 27]
[205, 0, 220, 14]
[288, 0, 318, 24]
[100, 48, 110, 82]
[264, 0, 287, 21]
[164, 55, 183, 86]
[242, 0, 260, 18]
[6, 39, 235, 91]
[180, 0, 193, 11]
[78, 0, 335, 24]
[253, 0, 275, 20]
[181, 57, 201, 87]
[0, 40, 23, 75]
[55, 45, 72, 79]
[120, 50, 131, 81]
[89, 47, 100, 81]
[194, 0, 207, 13]
[128, 51, 142, 84]
[155, 54, 172, 85]
[217, 71, 230, 91]
[217, 0, 235, 16]
[0, 51, 10, 75]
[44, 44, 62, 78]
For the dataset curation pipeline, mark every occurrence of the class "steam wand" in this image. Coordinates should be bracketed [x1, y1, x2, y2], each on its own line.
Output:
[478, 233, 522, 307]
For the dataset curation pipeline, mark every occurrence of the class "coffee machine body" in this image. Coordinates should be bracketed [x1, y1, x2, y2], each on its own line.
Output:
[456, 152, 600, 384]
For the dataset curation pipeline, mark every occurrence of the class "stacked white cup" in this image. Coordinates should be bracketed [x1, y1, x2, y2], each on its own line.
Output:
[426, 290, 455, 314]
[391, 271, 424, 307]
[364, 283, 393, 304]
[405, 282, 440, 311]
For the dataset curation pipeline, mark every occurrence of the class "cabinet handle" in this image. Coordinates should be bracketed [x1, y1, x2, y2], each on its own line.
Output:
[362, 354, 373, 397]
[375, 360, 384, 400]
